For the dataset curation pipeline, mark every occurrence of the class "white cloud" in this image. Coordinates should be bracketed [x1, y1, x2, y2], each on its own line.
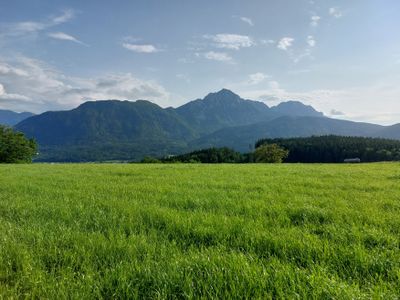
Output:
[330, 109, 345, 116]
[0, 56, 172, 112]
[310, 15, 321, 27]
[11, 22, 46, 33]
[247, 72, 269, 85]
[329, 7, 343, 18]
[51, 9, 75, 24]
[122, 43, 160, 53]
[277, 37, 294, 51]
[48, 32, 87, 45]
[0, 83, 31, 101]
[291, 50, 313, 63]
[307, 35, 316, 47]
[240, 17, 254, 26]
[204, 34, 255, 50]
[239, 80, 400, 125]
[0, 62, 29, 76]
[277, 36, 315, 62]
[202, 51, 233, 62]
[0, 9, 76, 38]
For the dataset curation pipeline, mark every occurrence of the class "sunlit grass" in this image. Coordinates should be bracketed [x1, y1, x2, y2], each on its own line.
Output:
[1, 163, 399, 298]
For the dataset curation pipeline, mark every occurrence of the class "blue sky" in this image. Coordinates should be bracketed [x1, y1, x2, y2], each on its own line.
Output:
[0, 0, 400, 124]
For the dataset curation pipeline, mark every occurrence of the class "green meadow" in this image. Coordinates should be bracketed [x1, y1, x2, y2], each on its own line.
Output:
[1, 163, 400, 299]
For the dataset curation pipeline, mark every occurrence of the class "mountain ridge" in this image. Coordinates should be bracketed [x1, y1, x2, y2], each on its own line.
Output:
[0, 109, 35, 126]
[175, 89, 277, 134]
[270, 101, 325, 118]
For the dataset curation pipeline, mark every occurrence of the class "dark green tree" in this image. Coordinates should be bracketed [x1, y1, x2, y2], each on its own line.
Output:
[140, 156, 161, 163]
[254, 143, 289, 163]
[162, 147, 244, 163]
[0, 125, 37, 163]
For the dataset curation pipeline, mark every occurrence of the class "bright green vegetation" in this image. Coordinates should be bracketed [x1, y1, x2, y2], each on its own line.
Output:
[1, 164, 400, 299]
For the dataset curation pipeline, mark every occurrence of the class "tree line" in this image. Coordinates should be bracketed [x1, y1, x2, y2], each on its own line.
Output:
[147, 135, 400, 163]
[256, 135, 400, 163]
[148, 144, 288, 163]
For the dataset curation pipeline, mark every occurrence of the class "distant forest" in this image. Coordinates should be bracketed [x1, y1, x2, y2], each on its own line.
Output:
[158, 136, 400, 163]
[256, 135, 400, 163]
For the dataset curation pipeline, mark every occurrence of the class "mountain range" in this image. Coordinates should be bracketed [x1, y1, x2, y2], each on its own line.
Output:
[5, 88, 400, 161]
[0, 110, 34, 126]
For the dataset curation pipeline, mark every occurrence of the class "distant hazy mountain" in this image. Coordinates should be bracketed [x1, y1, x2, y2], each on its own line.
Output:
[13, 89, 400, 161]
[0, 110, 34, 126]
[270, 101, 324, 118]
[375, 124, 400, 140]
[190, 116, 385, 152]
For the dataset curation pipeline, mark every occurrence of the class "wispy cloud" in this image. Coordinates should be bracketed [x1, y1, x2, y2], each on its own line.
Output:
[0, 56, 173, 112]
[0, 62, 29, 76]
[202, 51, 233, 63]
[51, 9, 75, 24]
[247, 72, 269, 85]
[291, 50, 313, 63]
[329, 7, 343, 18]
[277, 37, 294, 51]
[48, 32, 87, 46]
[122, 43, 160, 53]
[240, 81, 400, 125]
[239, 17, 254, 26]
[0, 83, 31, 101]
[0, 9, 76, 38]
[277, 35, 316, 63]
[330, 109, 345, 116]
[11, 22, 46, 34]
[204, 34, 255, 50]
[307, 35, 316, 47]
[310, 15, 321, 27]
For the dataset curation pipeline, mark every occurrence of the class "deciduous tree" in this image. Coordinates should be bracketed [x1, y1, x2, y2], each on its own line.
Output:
[0, 125, 37, 163]
[254, 144, 289, 163]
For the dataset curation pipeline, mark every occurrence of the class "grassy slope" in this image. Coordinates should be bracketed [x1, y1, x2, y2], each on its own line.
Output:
[0, 164, 399, 299]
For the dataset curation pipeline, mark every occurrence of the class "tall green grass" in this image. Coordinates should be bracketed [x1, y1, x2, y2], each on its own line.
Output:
[1, 163, 399, 298]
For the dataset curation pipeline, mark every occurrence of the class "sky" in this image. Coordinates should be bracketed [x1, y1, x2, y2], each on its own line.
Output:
[0, 0, 400, 125]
